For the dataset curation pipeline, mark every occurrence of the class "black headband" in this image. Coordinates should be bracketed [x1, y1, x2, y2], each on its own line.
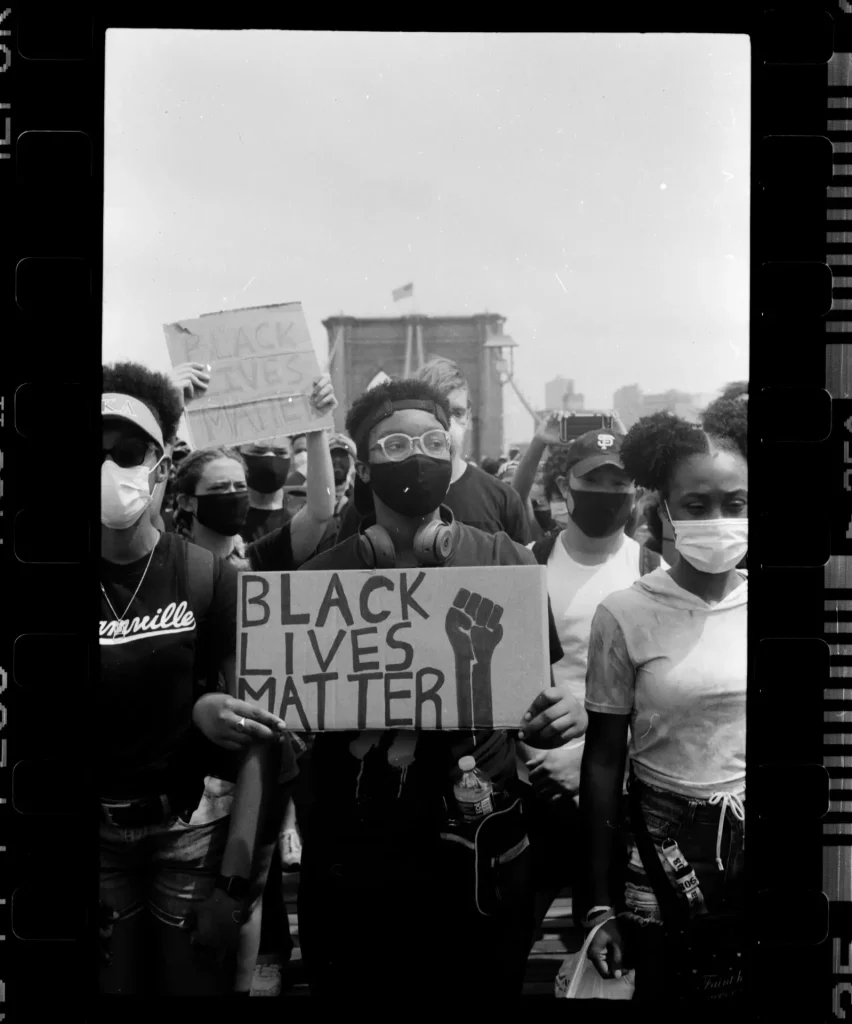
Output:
[352, 398, 450, 451]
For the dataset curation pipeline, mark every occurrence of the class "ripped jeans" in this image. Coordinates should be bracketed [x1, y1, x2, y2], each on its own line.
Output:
[618, 779, 745, 1004]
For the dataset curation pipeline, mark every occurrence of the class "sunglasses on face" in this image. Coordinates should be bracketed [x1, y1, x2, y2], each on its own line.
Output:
[370, 430, 451, 462]
[102, 435, 157, 468]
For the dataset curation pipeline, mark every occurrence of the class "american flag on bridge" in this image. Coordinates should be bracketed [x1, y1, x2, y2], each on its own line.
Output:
[392, 282, 413, 302]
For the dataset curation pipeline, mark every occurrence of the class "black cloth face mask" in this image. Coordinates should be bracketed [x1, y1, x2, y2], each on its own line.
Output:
[243, 455, 291, 494]
[368, 455, 453, 518]
[568, 488, 634, 538]
[194, 492, 251, 537]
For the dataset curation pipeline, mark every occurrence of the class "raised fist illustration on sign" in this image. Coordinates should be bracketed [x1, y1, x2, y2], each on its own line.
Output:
[445, 588, 505, 730]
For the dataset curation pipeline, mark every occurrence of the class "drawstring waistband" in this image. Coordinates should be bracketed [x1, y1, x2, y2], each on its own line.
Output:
[708, 792, 745, 871]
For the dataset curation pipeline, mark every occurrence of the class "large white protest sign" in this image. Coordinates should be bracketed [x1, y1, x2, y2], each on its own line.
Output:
[237, 566, 549, 732]
[163, 302, 334, 449]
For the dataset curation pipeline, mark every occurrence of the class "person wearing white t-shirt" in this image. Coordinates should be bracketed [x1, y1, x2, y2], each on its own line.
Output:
[580, 404, 748, 1008]
[518, 426, 662, 935]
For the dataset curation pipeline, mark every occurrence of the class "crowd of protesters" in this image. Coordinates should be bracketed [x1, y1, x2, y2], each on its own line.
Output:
[100, 354, 747, 1009]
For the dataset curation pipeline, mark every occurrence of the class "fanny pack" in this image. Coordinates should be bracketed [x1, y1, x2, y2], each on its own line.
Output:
[439, 795, 530, 918]
[627, 775, 744, 1006]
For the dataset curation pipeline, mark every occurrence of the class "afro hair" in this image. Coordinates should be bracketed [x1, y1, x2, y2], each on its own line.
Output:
[345, 378, 451, 461]
[620, 407, 747, 495]
[701, 396, 748, 457]
[103, 361, 184, 447]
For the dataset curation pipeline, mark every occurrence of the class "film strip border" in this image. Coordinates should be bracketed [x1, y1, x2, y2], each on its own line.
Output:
[3, 8, 101, 1020]
[825, 48, 852, 1023]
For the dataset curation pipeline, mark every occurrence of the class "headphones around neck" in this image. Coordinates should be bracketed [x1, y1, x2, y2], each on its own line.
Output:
[358, 512, 457, 569]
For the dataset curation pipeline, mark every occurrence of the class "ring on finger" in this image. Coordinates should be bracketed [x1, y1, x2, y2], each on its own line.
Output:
[237, 717, 246, 730]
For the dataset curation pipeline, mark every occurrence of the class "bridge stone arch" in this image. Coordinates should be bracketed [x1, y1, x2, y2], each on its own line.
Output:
[323, 313, 507, 463]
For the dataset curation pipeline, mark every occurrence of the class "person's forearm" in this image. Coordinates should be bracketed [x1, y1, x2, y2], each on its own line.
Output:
[511, 436, 547, 504]
[580, 753, 627, 908]
[193, 692, 227, 741]
[220, 741, 278, 880]
[305, 430, 335, 524]
[524, 495, 545, 542]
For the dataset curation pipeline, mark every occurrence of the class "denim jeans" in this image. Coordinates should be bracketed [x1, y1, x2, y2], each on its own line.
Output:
[619, 779, 745, 1005]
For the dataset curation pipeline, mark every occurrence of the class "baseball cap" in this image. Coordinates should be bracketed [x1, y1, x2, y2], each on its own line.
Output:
[328, 432, 356, 458]
[565, 430, 625, 478]
[102, 393, 164, 450]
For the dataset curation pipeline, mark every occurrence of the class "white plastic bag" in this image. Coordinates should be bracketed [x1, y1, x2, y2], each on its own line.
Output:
[554, 918, 635, 999]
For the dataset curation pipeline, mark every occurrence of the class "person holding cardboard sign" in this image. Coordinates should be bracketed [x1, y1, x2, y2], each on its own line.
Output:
[100, 361, 295, 998]
[292, 378, 583, 1006]
[172, 375, 338, 992]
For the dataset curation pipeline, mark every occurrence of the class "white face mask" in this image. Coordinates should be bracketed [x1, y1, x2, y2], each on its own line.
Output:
[292, 451, 308, 476]
[101, 457, 161, 530]
[550, 499, 570, 526]
[666, 506, 748, 574]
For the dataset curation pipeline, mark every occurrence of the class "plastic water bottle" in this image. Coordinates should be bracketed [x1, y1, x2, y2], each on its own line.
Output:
[453, 756, 494, 821]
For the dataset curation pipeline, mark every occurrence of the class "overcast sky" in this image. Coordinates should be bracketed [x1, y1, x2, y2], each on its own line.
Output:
[103, 31, 749, 445]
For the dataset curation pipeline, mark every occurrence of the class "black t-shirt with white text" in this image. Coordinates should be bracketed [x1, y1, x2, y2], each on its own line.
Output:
[298, 518, 562, 826]
[99, 532, 238, 798]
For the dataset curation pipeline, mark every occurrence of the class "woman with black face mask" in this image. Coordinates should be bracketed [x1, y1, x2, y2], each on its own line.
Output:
[174, 446, 254, 568]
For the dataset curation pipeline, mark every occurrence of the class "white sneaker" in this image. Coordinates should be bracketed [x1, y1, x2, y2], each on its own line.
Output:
[279, 828, 302, 871]
[252, 962, 282, 997]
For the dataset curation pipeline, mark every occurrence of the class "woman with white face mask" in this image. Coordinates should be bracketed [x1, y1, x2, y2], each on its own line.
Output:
[579, 402, 748, 1009]
[100, 362, 290, 997]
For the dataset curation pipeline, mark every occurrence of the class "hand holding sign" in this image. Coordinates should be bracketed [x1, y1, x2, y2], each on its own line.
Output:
[171, 362, 211, 405]
[192, 692, 289, 752]
[308, 373, 338, 423]
[519, 684, 588, 749]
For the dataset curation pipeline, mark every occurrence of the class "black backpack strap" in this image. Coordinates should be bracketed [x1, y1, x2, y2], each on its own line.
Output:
[626, 768, 687, 929]
[182, 538, 217, 622]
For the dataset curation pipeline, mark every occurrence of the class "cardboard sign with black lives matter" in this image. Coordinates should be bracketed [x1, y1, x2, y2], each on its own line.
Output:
[237, 566, 549, 732]
[163, 302, 335, 449]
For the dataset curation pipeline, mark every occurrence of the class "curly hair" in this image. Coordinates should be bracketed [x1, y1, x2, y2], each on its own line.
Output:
[103, 361, 184, 447]
[620, 408, 748, 495]
[346, 379, 451, 461]
[701, 396, 748, 456]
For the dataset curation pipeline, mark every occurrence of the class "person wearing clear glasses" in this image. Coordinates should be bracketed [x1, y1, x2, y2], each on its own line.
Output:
[292, 378, 585, 1006]
[334, 359, 531, 547]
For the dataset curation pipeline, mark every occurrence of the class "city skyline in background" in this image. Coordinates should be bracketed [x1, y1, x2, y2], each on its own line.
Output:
[104, 32, 750, 447]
